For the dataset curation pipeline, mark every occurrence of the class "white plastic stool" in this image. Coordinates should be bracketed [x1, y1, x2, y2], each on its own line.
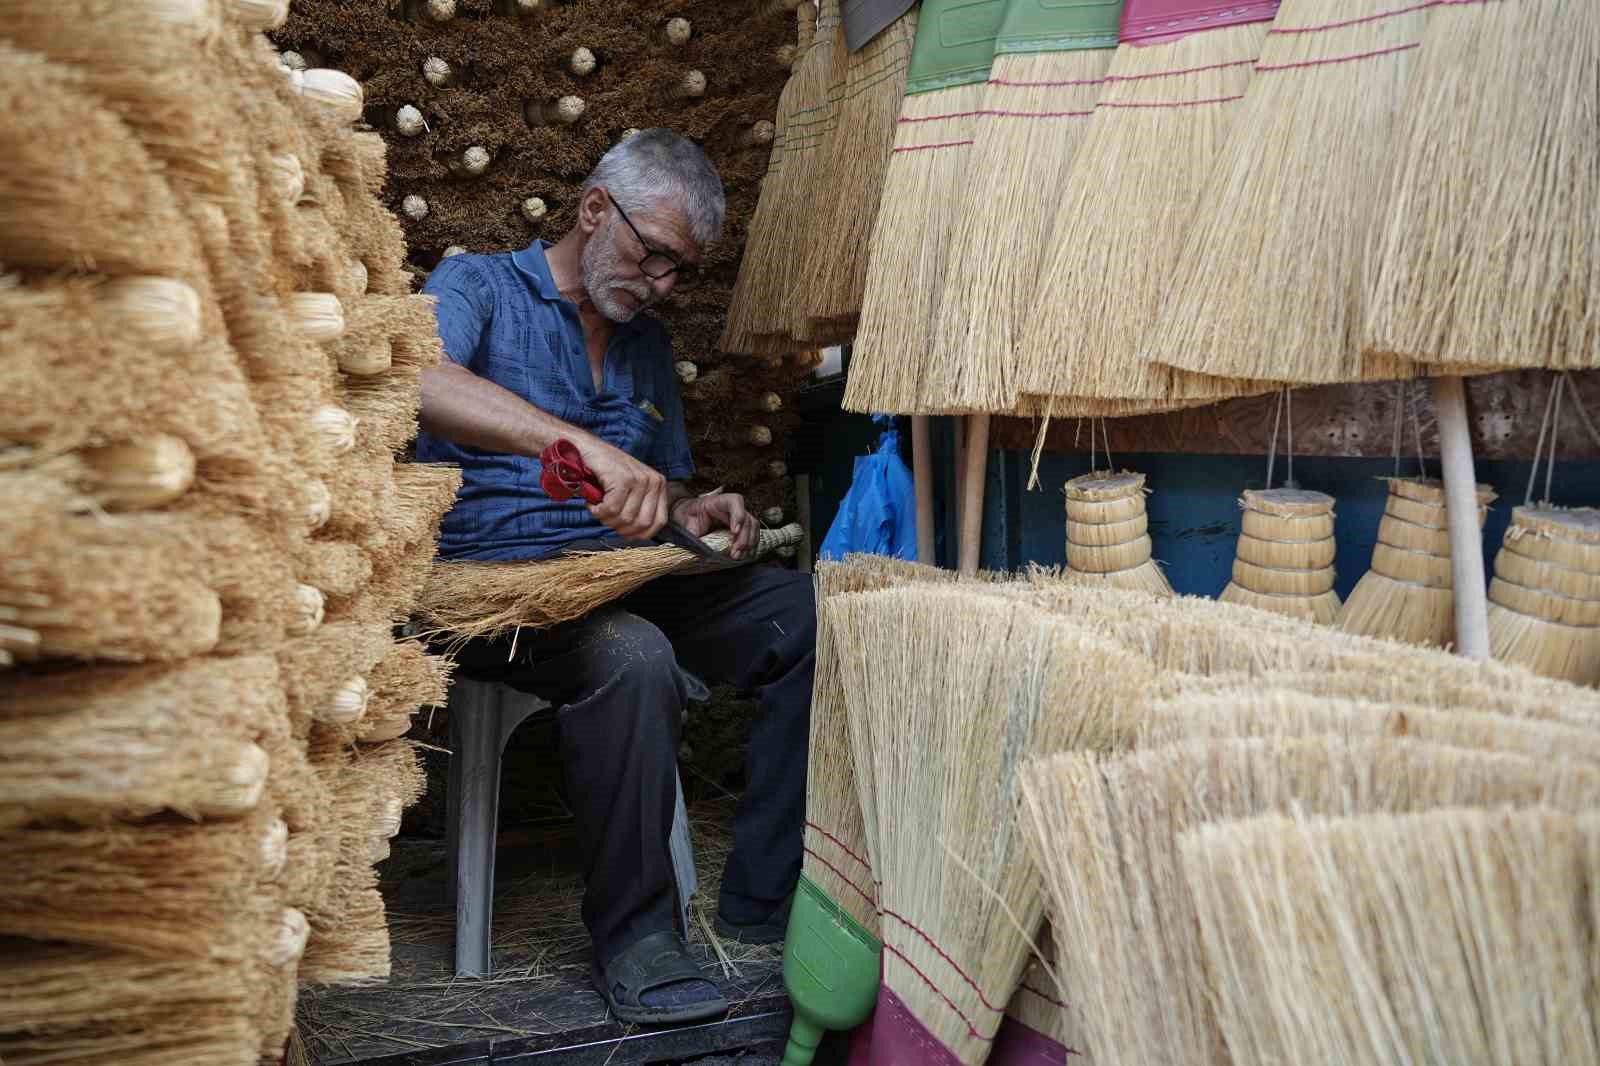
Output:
[445, 676, 698, 978]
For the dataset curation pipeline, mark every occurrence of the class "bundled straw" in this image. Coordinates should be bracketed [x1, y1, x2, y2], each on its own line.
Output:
[922, 0, 1122, 414]
[1489, 505, 1600, 686]
[994, 931, 1086, 1062]
[1063, 471, 1173, 597]
[1142, 0, 1429, 385]
[1183, 808, 1597, 1066]
[1018, 737, 1600, 1066]
[1339, 476, 1495, 647]
[1220, 488, 1339, 622]
[831, 586, 1152, 1063]
[1015, 1, 1278, 410]
[275, 622, 395, 725]
[1363, 0, 1599, 372]
[843, 0, 1002, 414]
[419, 524, 804, 643]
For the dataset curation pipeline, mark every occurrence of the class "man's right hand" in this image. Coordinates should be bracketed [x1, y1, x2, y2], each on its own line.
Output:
[578, 438, 669, 541]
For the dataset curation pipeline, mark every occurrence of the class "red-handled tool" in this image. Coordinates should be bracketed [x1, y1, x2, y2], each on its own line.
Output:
[539, 438, 719, 558]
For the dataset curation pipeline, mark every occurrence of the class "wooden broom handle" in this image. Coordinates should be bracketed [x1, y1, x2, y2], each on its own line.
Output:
[1431, 376, 1490, 660]
[959, 414, 990, 577]
[912, 415, 934, 565]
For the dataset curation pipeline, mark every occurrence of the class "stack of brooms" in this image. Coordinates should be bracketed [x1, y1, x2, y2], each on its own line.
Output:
[0, 2, 457, 1062]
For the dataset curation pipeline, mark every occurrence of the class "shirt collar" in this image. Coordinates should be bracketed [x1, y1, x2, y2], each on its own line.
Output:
[511, 239, 560, 301]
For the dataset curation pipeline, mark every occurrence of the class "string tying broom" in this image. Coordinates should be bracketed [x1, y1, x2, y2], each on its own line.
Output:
[831, 586, 1153, 1065]
[1064, 469, 1173, 597]
[842, 0, 1004, 415]
[1017, 737, 1600, 1066]
[1182, 808, 1597, 1066]
[921, 0, 1124, 415]
[1014, 0, 1279, 413]
[1141, 0, 1431, 386]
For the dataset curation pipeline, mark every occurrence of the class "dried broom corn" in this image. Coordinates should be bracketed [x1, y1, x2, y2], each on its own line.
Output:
[275, 621, 394, 725]
[0, 654, 283, 828]
[1017, 738, 1600, 1066]
[340, 366, 424, 454]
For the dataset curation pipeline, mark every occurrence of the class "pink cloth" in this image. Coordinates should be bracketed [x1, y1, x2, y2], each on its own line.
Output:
[1120, 0, 1280, 43]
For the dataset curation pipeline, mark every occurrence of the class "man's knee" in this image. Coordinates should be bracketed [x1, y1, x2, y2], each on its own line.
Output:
[766, 570, 818, 658]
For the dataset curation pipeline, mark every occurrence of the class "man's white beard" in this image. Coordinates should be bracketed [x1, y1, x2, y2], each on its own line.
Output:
[582, 219, 656, 323]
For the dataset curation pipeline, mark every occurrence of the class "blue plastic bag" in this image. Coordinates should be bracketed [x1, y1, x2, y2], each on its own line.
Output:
[819, 415, 918, 561]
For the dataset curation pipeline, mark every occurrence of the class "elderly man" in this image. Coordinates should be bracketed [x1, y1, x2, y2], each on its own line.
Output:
[414, 130, 813, 1025]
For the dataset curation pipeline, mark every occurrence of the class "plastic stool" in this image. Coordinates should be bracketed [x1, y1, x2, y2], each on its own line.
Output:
[445, 676, 699, 977]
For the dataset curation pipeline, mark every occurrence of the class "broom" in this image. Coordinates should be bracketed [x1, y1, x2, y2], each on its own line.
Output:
[831, 586, 1152, 1065]
[1063, 470, 1174, 597]
[841, 0, 1004, 415]
[991, 929, 1086, 1065]
[1218, 487, 1340, 624]
[1017, 736, 1600, 1066]
[797, 9, 918, 343]
[1337, 475, 1496, 647]
[1183, 808, 1597, 1066]
[1013, 0, 1278, 412]
[1362, 0, 1598, 374]
[920, 0, 1124, 415]
[1141, 0, 1431, 386]
[1489, 505, 1600, 686]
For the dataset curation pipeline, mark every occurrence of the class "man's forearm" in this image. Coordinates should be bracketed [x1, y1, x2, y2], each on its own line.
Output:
[419, 362, 594, 458]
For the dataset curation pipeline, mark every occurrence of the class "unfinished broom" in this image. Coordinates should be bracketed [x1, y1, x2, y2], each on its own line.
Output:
[1017, 737, 1600, 1066]
[1338, 476, 1496, 647]
[1362, 0, 1598, 373]
[1183, 808, 1596, 1066]
[842, 0, 1003, 414]
[1219, 487, 1340, 623]
[831, 586, 1153, 1064]
[1064, 470, 1173, 597]
[1141, 0, 1430, 386]
[1014, 0, 1278, 411]
[1489, 505, 1600, 686]
[921, 0, 1123, 414]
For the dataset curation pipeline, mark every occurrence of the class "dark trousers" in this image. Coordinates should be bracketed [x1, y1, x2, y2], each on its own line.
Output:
[452, 563, 815, 966]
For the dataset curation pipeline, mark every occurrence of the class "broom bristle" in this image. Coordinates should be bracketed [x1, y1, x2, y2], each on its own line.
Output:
[1141, 0, 1429, 385]
[1362, 1, 1599, 371]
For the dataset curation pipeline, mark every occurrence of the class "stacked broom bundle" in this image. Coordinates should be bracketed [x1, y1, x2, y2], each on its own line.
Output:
[0, 4, 455, 1062]
[1488, 506, 1600, 687]
[1220, 488, 1339, 623]
[1063, 471, 1172, 597]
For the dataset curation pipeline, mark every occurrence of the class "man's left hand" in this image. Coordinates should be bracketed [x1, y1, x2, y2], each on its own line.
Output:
[672, 493, 759, 560]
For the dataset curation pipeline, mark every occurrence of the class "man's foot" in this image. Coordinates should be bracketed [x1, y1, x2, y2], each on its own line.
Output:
[712, 892, 794, 946]
[592, 930, 728, 1026]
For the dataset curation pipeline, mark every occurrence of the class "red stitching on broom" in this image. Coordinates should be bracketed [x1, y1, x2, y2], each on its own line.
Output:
[1104, 57, 1256, 83]
[1099, 93, 1245, 110]
[802, 846, 878, 909]
[986, 76, 1107, 88]
[881, 944, 993, 1041]
[879, 907, 1005, 1013]
[892, 139, 975, 153]
[1018, 981, 1069, 1009]
[805, 820, 872, 871]
[975, 108, 1095, 119]
[1267, 1, 1438, 33]
[1255, 41, 1420, 73]
[898, 110, 985, 124]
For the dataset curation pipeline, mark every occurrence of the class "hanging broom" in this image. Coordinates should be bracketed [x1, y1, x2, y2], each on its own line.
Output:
[1489, 505, 1600, 687]
[1183, 808, 1597, 1066]
[920, 0, 1124, 415]
[1063, 470, 1173, 597]
[1013, 0, 1278, 412]
[1338, 476, 1496, 647]
[797, 9, 918, 343]
[1219, 488, 1340, 623]
[1017, 736, 1600, 1066]
[1362, 0, 1598, 374]
[831, 586, 1152, 1065]
[1141, 0, 1431, 387]
[842, 0, 1005, 415]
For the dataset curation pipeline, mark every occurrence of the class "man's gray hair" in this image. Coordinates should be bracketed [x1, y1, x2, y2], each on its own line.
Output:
[581, 129, 726, 248]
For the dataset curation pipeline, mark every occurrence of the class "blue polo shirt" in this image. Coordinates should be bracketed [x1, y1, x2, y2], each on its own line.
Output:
[413, 241, 695, 561]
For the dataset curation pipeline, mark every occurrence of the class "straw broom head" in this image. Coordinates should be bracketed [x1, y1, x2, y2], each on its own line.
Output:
[1016, 16, 1275, 407]
[1064, 471, 1174, 596]
[998, 927, 1088, 1059]
[1141, 0, 1430, 385]
[1362, 1, 1599, 372]
[830, 586, 1153, 1062]
[1017, 737, 1600, 1066]
[719, 74, 797, 352]
[1489, 507, 1600, 685]
[1182, 808, 1597, 1066]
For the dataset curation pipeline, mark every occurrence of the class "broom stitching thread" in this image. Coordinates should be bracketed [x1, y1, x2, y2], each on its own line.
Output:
[977, 108, 1097, 120]
[1104, 57, 1256, 82]
[801, 845, 877, 907]
[898, 110, 985, 124]
[805, 818, 872, 870]
[987, 75, 1107, 88]
[891, 139, 975, 153]
[1099, 94, 1246, 110]
[1267, 2, 1437, 34]
[1017, 981, 1070, 1009]
[1239, 531, 1333, 547]
[879, 906, 1006, 1013]
[1225, 582, 1339, 601]
[1382, 508, 1450, 534]
[881, 943, 992, 1041]
[1491, 570, 1600, 609]
[1255, 42, 1421, 73]
[1233, 555, 1336, 577]
[1374, 535, 1450, 560]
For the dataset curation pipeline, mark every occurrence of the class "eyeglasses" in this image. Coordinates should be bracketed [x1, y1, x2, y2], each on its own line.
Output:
[608, 194, 700, 284]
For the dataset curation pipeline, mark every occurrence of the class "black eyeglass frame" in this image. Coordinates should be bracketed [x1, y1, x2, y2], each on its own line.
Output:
[607, 193, 699, 283]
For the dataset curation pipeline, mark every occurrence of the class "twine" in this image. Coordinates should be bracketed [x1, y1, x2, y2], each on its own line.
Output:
[1265, 388, 1296, 490]
[1526, 374, 1568, 507]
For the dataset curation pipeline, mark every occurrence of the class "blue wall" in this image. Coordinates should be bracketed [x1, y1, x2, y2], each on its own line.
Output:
[980, 450, 1600, 599]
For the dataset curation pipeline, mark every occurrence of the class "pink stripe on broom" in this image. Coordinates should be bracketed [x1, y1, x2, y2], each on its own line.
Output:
[1104, 57, 1257, 83]
[882, 943, 992, 1041]
[1255, 40, 1420, 72]
[892, 139, 975, 153]
[1268, 1, 1437, 33]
